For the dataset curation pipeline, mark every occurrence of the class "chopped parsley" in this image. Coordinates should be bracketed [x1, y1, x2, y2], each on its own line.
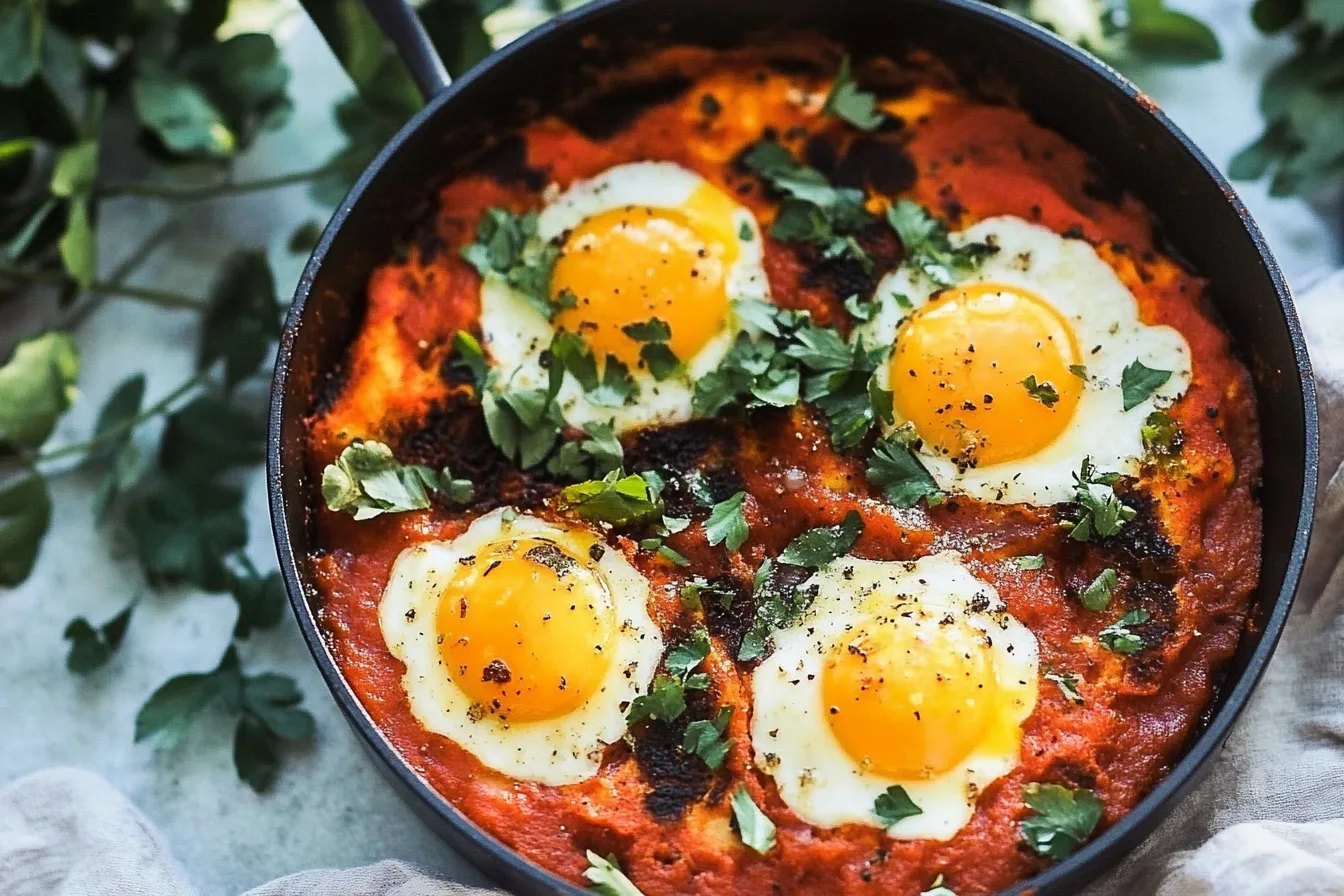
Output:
[1068, 458, 1136, 542]
[682, 706, 733, 768]
[704, 490, 750, 552]
[738, 221, 753, 241]
[867, 432, 944, 508]
[738, 559, 816, 661]
[1044, 667, 1084, 705]
[583, 851, 645, 896]
[1069, 363, 1089, 380]
[557, 469, 663, 528]
[1014, 554, 1046, 571]
[786, 324, 892, 448]
[665, 627, 711, 679]
[778, 510, 864, 568]
[1019, 783, 1103, 860]
[450, 330, 487, 389]
[1079, 568, 1119, 611]
[459, 207, 564, 321]
[322, 440, 472, 519]
[546, 420, 624, 480]
[482, 384, 565, 469]
[1021, 375, 1060, 407]
[886, 200, 995, 286]
[621, 317, 681, 380]
[1141, 410, 1184, 459]
[1099, 609, 1151, 654]
[680, 579, 737, 611]
[626, 674, 694, 724]
[844, 292, 880, 322]
[1120, 359, 1173, 411]
[730, 785, 777, 853]
[822, 54, 885, 131]
[874, 784, 923, 826]
[919, 875, 958, 896]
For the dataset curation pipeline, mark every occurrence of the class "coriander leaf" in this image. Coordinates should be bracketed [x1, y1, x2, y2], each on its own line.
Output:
[822, 54, 885, 131]
[1044, 667, 1085, 705]
[621, 318, 672, 342]
[546, 420, 624, 480]
[91, 374, 151, 520]
[1079, 568, 1119, 611]
[779, 510, 863, 568]
[626, 673, 688, 724]
[235, 670, 314, 793]
[739, 559, 818, 662]
[750, 364, 800, 407]
[1126, 0, 1222, 63]
[844, 293, 879, 322]
[583, 851, 645, 896]
[730, 785, 777, 853]
[63, 601, 134, 675]
[682, 706, 733, 768]
[199, 250, 281, 389]
[50, 140, 98, 198]
[451, 330, 488, 390]
[461, 207, 563, 320]
[0, 467, 51, 586]
[230, 566, 287, 638]
[0, 331, 80, 452]
[919, 874, 958, 896]
[681, 579, 737, 612]
[1014, 554, 1045, 570]
[135, 646, 242, 749]
[482, 385, 563, 469]
[1120, 360, 1173, 411]
[158, 394, 265, 481]
[886, 200, 995, 287]
[1020, 783, 1103, 860]
[323, 439, 472, 519]
[657, 543, 691, 567]
[639, 343, 681, 381]
[1099, 609, 1151, 655]
[133, 63, 237, 158]
[789, 327, 889, 447]
[704, 490, 749, 552]
[665, 628, 711, 679]
[588, 355, 638, 407]
[1021, 375, 1060, 407]
[1068, 459, 1135, 542]
[1141, 410, 1184, 459]
[874, 784, 923, 826]
[733, 297, 788, 337]
[867, 434, 943, 508]
[558, 469, 663, 528]
[127, 477, 248, 592]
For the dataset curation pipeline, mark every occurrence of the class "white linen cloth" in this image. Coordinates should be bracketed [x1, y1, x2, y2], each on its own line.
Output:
[2, 270, 1343, 895]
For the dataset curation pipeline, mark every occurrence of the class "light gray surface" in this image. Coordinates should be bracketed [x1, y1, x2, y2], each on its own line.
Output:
[0, 5, 1339, 895]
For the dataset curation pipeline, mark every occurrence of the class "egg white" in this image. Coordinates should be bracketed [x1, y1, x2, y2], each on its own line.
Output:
[856, 215, 1192, 505]
[378, 509, 664, 786]
[479, 162, 770, 435]
[751, 553, 1039, 840]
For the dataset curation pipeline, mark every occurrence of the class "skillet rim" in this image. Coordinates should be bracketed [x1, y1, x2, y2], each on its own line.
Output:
[267, 0, 1320, 892]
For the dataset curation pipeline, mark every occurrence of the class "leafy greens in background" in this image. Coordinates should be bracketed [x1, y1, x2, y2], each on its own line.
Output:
[0, 0, 1336, 798]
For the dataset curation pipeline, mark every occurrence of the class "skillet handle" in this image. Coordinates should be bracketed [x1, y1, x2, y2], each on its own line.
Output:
[361, 0, 452, 100]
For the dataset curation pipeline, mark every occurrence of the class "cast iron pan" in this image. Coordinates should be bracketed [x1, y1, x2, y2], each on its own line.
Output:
[268, 0, 1319, 892]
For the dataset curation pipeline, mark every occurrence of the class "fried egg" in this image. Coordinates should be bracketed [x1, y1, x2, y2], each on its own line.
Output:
[856, 215, 1192, 504]
[751, 553, 1038, 840]
[479, 161, 770, 434]
[379, 509, 664, 785]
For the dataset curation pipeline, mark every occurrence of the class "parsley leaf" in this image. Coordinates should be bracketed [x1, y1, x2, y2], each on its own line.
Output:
[460, 207, 563, 321]
[546, 420, 624, 481]
[482, 384, 565, 469]
[322, 440, 472, 519]
[778, 510, 863, 568]
[621, 318, 682, 380]
[1068, 459, 1135, 542]
[229, 563, 287, 639]
[1021, 375, 1060, 407]
[199, 249, 281, 390]
[0, 467, 52, 587]
[683, 706, 733, 768]
[885, 200, 995, 287]
[451, 331, 488, 390]
[1079, 568, 1119, 611]
[584, 851, 645, 896]
[844, 293, 880, 322]
[1044, 667, 1085, 705]
[1014, 554, 1046, 570]
[627, 674, 691, 724]
[704, 490, 750, 552]
[64, 601, 134, 674]
[920, 874, 959, 896]
[681, 578, 738, 611]
[1099, 609, 1151, 654]
[868, 433, 943, 508]
[1019, 783, 1103, 860]
[739, 559, 818, 661]
[730, 785, 777, 853]
[874, 785, 923, 826]
[558, 469, 663, 528]
[1141, 410, 1184, 459]
[0, 330, 80, 452]
[787, 326, 890, 448]
[1120, 359, 1173, 411]
[822, 54, 885, 131]
[665, 628, 711, 679]
[622, 318, 672, 342]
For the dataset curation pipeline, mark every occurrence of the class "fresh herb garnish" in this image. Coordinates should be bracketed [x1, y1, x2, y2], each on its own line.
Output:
[64, 601, 135, 674]
[705, 490, 750, 552]
[558, 469, 664, 528]
[867, 432, 944, 508]
[1019, 783, 1104, 860]
[682, 706, 733, 768]
[874, 784, 923, 826]
[886, 200, 995, 286]
[665, 627, 711, 680]
[583, 851, 645, 896]
[844, 293, 881, 322]
[621, 317, 681, 380]
[460, 207, 565, 321]
[1021, 375, 1061, 407]
[681, 579, 738, 612]
[628, 629, 711, 725]
[483, 383, 566, 469]
[1120, 359, 1173, 411]
[1014, 554, 1046, 570]
[451, 330, 488, 390]
[1068, 459, 1135, 542]
[1079, 568, 1119, 611]
[730, 785, 777, 853]
[1099, 609, 1151, 654]
[778, 510, 864, 568]
[786, 324, 892, 448]
[822, 54, 885, 131]
[920, 875, 958, 896]
[739, 559, 817, 661]
[1044, 667, 1085, 705]
[546, 420, 624, 480]
[322, 440, 473, 519]
[1141, 410, 1184, 459]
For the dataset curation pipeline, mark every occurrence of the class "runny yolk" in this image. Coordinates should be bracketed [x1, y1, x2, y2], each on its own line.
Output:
[549, 182, 741, 369]
[891, 282, 1082, 467]
[822, 612, 998, 779]
[436, 537, 615, 723]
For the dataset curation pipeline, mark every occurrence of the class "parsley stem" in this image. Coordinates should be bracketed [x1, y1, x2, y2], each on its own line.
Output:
[0, 262, 204, 311]
[36, 372, 207, 464]
[59, 220, 178, 329]
[96, 160, 341, 201]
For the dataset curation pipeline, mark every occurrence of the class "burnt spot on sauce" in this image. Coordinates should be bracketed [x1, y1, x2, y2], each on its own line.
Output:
[626, 420, 742, 516]
[703, 574, 753, 656]
[408, 212, 449, 264]
[310, 362, 352, 418]
[1082, 158, 1125, 207]
[563, 75, 693, 140]
[832, 137, 917, 196]
[469, 133, 546, 191]
[798, 223, 900, 300]
[1105, 487, 1178, 572]
[803, 135, 838, 176]
[631, 686, 715, 820]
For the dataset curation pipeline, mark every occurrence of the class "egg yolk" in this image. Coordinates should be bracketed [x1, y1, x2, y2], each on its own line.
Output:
[822, 612, 999, 778]
[549, 182, 741, 369]
[892, 282, 1082, 467]
[436, 537, 615, 723]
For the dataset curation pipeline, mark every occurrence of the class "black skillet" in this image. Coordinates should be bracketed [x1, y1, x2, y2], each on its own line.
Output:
[267, 0, 1319, 893]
